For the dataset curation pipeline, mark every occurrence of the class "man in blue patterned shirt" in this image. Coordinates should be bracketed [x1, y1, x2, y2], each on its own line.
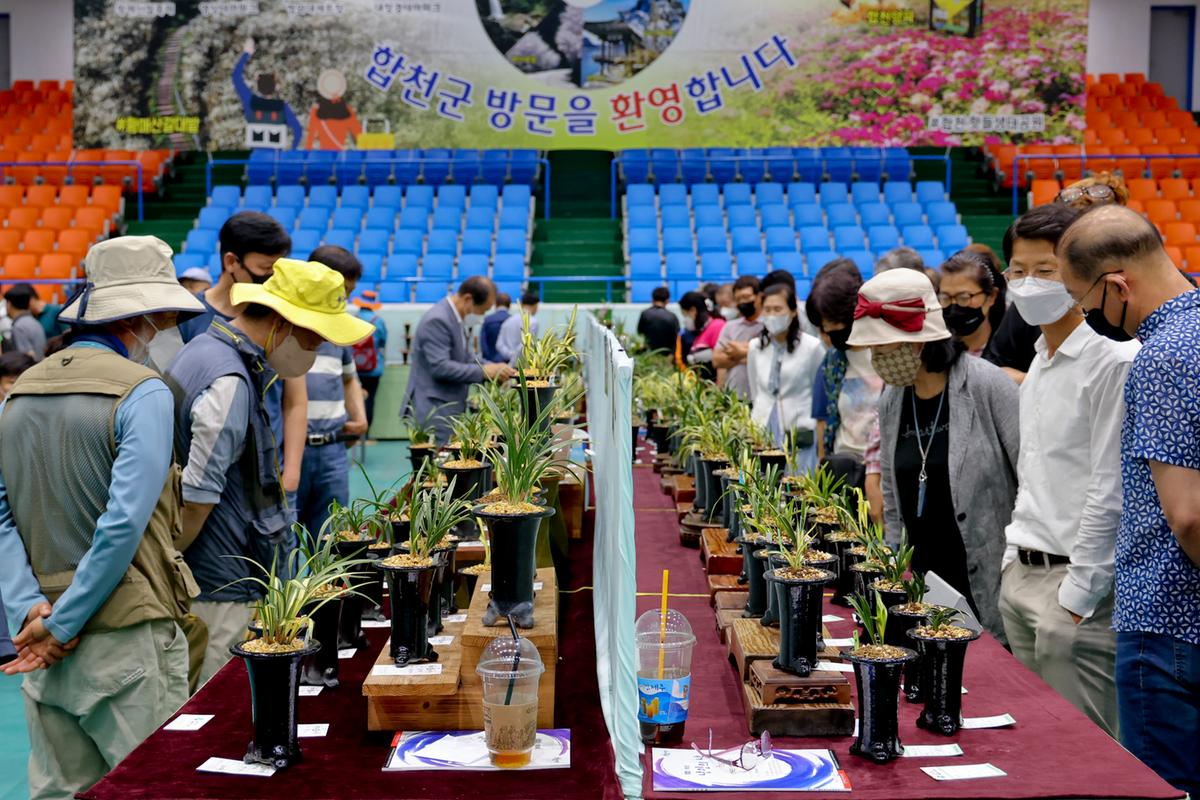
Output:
[1059, 205, 1200, 796]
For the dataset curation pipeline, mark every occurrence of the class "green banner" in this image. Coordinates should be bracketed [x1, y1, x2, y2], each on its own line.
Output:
[73, 0, 1087, 150]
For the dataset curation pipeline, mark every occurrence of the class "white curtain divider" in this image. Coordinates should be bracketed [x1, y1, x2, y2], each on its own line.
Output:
[578, 311, 642, 799]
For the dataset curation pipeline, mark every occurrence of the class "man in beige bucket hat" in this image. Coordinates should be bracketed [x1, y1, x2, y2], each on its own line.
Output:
[0, 236, 206, 799]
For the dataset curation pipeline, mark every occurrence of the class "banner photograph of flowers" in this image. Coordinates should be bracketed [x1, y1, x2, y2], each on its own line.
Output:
[72, 0, 1087, 150]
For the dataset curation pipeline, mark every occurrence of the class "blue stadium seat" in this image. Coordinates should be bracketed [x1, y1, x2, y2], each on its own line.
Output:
[426, 230, 458, 257]
[630, 282, 659, 303]
[396, 151, 424, 186]
[771, 251, 803, 276]
[364, 206, 398, 232]
[246, 150, 276, 185]
[290, 229, 322, 257]
[423, 253, 454, 278]
[363, 152, 393, 187]
[868, 225, 901, 252]
[691, 184, 720, 207]
[466, 206, 496, 232]
[628, 228, 659, 255]
[416, 280, 451, 302]
[708, 149, 737, 184]
[324, 229, 356, 252]
[883, 150, 912, 183]
[358, 253, 384, 281]
[510, 150, 539, 185]
[197, 206, 231, 231]
[458, 253, 489, 277]
[891, 202, 925, 227]
[760, 204, 790, 230]
[738, 149, 767, 184]
[883, 182, 913, 206]
[331, 207, 364, 232]
[627, 206, 655, 231]
[902, 225, 935, 248]
[853, 149, 883, 183]
[432, 206, 463, 233]
[805, 250, 840, 272]
[833, 227, 866, 252]
[492, 253, 525, 280]
[481, 150, 509, 185]
[309, 186, 338, 208]
[723, 183, 753, 207]
[276, 152, 305, 185]
[731, 226, 762, 255]
[787, 182, 817, 206]
[470, 185, 499, 209]
[694, 206, 723, 229]
[915, 181, 946, 205]
[276, 186, 307, 209]
[461, 229, 492, 257]
[858, 203, 891, 228]
[727, 205, 757, 231]
[765, 227, 797, 255]
[662, 206, 691, 230]
[936, 224, 969, 252]
[917, 248, 945, 267]
[359, 229, 390, 256]
[665, 252, 697, 280]
[823, 148, 854, 183]
[680, 149, 708, 186]
[210, 186, 241, 209]
[243, 185, 273, 209]
[765, 148, 795, 183]
[629, 251, 662, 280]
[662, 227, 694, 255]
[298, 207, 331, 232]
[660, 184, 689, 208]
[422, 149, 452, 186]
[851, 182, 881, 206]
[267, 206, 297, 230]
[819, 183, 850, 206]
[700, 252, 733, 281]
[798, 226, 830, 253]
[341, 186, 371, 210]
[736, 251, 767, 276]
[398, 207, 429, 233]
[696, 226, 728, 255]
[437, 185, 467, 210]
[386, 253, 419, 278]
[792, 204, 823, 228]
[845, 250, 874, 275]
[496, 230, 526, 255]
[207, 254, 224, 278]
[627, 184, 656, 208]
[794, 277, 813, 301]
[335, 152, 365, 188]
[451, 150, 481, 185]
[306, 152, 336, 187]
[392, 235, 423, 258]
[502, 184, 532, 209]
[650, 149, 679, 183]
[373, 185, 404, 209]
[825, 204, 857, 229]
[406, 185, 435, 209]
[755, 183, 785, 208]
[622, 151, 650, 184]
[925, 202, 959, 228]
[379, 281, 411, 303]
[499, 206, 529, 232]
[174, 253, 206, 272]
[495, 280, 523, 298]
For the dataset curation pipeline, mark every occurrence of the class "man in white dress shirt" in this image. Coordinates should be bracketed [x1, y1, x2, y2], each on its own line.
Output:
[998, 204, 1137, 737]
[496, 289, 539, 367]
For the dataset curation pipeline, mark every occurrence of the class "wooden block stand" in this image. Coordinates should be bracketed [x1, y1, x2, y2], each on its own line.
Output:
[363, 568, 558, 732]
[700, 529, 740, 575]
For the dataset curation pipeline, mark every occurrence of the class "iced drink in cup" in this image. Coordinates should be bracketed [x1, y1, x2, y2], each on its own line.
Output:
[476, 636, 545, 768]
[636, 608, 696, 745]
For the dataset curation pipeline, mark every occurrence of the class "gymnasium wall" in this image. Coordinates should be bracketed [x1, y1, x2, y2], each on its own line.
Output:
[1086, 0, 1200, 110]
[0, 0, 72, 83]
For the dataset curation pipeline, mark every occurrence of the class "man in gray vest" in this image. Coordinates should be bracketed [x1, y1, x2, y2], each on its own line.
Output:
[169, 258, 372, 684]
[0, 236, 205, 800]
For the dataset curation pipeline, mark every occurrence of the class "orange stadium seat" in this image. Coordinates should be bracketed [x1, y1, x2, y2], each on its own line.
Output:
[23, 185, 57, 209]
[38, 253, 77, 279]
[1127, 128, 1155, 146]
[21, 229, 55, 255]
[1155, 128, 1183, 145]
[1165, 246, 1184, 270]
[58, 185, 90, 209]
[0, 185, 23, 207]
[89, 186, 122, 218]
[5, 206, 40, 231]
[1142, 145, 1175, 180]
[1127, 179, 1159, 202]
[1186, 246, 1200, 270]
[1179, 200, 1200, 223]
[55, 229, 93, 262]
[0, 229, 22, 255]
[1055, 145, 1085, 181]
[1172, 146, 1200, 180]
[1097, 128, 1127, 147]
[73, 206, 109, 238]
[1161, 179, 1192, 202]
[1030, 180, 1060, 207]
[1165, 223, 1198, 247]
[2, 253, 37, 278]
[1145, 199, 1178, 225]
[1084, 147, 1116, 174]
[1127, 199, 1145, 213]
[39, 206, 74, 230]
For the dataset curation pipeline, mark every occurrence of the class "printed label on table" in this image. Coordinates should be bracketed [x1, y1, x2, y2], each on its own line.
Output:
[902, 744, 964, 758]
[197, 757, 276, 777]
[361, 619, 390, 628]
[372, 663, 444, 677]
[456, 541, 485, 550]
[338, 648, 357, 659]
[825, 638, 855, 648]
[444, 613, 468, 623]
[921, 763, 1007, 780]
[821, 614, 844, 623]
[814, 661, 854, 673]
[479, 582, 542, 593]
[637, 674, 690, 724]
[298, 686, 323, 696]
[961, 713, 1015, 729]
[297, 724, 329, 738]
[428, 635, 455, 646]
[165, 714, 213, 731]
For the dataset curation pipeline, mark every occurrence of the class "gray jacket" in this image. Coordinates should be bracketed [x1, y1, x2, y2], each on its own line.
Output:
[879, 354, 1020, 641]
[402, 297, 485, 442]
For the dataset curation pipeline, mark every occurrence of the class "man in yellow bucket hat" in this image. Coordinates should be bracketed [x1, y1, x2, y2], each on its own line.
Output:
[166, 258, 372, 685]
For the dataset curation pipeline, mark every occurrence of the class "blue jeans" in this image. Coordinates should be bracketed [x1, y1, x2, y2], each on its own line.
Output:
[1116, 631, 1200, 797]
[295, 441, 350, 538]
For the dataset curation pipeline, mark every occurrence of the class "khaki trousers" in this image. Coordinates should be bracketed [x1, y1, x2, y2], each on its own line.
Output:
[192, 600, 254, 686]
[22, 620, 187, 800]
[999, 560, 1119, 737]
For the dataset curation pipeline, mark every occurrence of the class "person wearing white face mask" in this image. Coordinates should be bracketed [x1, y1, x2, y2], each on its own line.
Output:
[998, 203, 1138, 737]
[167, 258, 375, 687]
[746, 284, 825, 471]
[0, 236, 206, 800]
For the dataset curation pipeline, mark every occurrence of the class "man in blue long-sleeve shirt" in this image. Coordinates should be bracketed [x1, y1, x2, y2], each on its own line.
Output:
[0, 236, 205, 800]
[233, 38, 302, 149]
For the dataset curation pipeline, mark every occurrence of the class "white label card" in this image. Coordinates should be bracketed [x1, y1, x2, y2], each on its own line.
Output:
[902, 744, 964, 758]
[372, 663, 444, 677]
[361, 620, 390, 628]
[479, 582, 542, 593]
[921, 763, 1007, 781]
[297, 724, 329, 738]
[444, 613, 468, 623]
[825, 638, 855, 648]
[961, 714, 1016, 729]
[821, 614, 844, 623]
[197, 757, 276, 777]
[165, 714, 213, 731]
[457, 541, 485, 550]
[337, 648, 357, 659]
[428, 635, 454, 646]
[297, 686, 323, 697]
[814, 660, 854, 673]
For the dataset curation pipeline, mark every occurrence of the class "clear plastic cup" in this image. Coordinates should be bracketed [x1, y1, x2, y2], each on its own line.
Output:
[476, 636, 545, 768]
[635, 608, 696, 745]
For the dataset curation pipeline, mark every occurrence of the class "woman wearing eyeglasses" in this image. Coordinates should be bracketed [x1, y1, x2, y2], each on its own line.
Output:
[847, 269, 1020, 642]
[938, 250, 1009, 358]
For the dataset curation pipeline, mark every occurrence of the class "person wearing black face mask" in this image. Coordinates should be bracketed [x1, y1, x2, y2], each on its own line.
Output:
[712, 275, 764, 398]
[938, 251, 1006, 357]
[1058, 204, 1200, 799]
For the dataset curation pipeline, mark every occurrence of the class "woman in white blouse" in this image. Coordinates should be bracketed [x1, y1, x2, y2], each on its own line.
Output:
[747, 283, 826, 472]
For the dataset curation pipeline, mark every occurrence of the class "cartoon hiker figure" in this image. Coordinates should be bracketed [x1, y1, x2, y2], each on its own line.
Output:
[233, 38, 303, 149]
[306, 69, 362, 151]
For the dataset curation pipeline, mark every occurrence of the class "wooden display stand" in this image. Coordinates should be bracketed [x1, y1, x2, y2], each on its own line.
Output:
[362, 568, 558, 732]
[706, 574, 741, 604]
[700, 529, 740, 575]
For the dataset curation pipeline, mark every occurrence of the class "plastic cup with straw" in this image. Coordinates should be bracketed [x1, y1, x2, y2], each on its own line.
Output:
[477, 617, 545, 768]
[636, 569, 697, 745]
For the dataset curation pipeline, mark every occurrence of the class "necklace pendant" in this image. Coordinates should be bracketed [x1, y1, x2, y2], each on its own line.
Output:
[917, 474, 927, 517]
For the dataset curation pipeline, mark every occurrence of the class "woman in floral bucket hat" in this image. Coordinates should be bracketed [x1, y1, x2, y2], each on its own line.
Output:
[847, 269, 1020, 641]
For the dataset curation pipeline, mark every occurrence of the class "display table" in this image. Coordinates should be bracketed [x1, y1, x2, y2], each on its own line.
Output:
[80, 534, 621, 800]
[630, 461, 1184, 800]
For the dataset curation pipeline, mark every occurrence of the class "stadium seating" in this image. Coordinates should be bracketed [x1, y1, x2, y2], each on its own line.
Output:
[245, 148, 540, 188]
[619, 147, 913, 186]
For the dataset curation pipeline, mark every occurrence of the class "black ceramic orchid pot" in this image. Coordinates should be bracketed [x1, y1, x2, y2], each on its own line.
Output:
[458, 568, 486, 600]
[426, 543, 456, 636]
[911, 627, 980, 735]
[699, 458, 729, 522]
[300, 596, 343, 688]
[474, 504, 555, 629]
[847, 647, 917, 764]
[887, 605, 935, 703]
[649, 422, 671, 454]
[760, 552, 786, 627]
[689, 454, 706, 511]
[666, 425, 682, 457]
[438, 541, 461, 616]
[378, 561, 438, 665]
[739, 541, 768, 618]
[804, 550, 838, 587]
[755, 451, 787, 476]
[360, 545, 391, 621]
[441, 463, 490, 539]
[232, 640, 318, 770]
[851, 562, 885, 600]
[330, 540, 371, 650]
[520, 383, 559, 433]
[726, 498, 744, 544]
[872, 584, 908, 626]
[826, 537, 857, 606]
[769, 567, 835, 677]
[391, 517, 411, 549]
[409, 443, 437, 477]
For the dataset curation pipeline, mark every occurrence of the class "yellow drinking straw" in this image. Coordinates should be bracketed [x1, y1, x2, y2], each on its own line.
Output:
[657, 569, 670, 679]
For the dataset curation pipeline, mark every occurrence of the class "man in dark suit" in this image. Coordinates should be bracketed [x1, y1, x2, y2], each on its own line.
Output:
[403, 277, 514, 441]
[479, 292, 511, 363]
